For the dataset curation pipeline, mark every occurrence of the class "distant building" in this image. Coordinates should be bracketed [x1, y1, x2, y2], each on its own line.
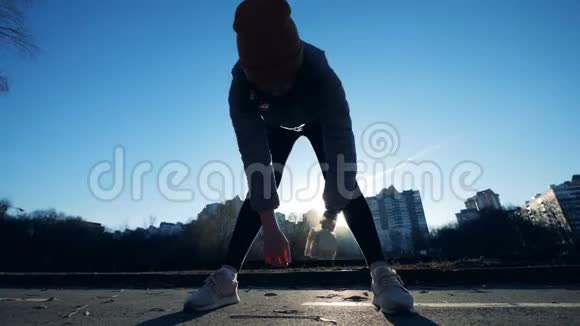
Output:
[230, 195, 244, 213]
[456, 188, 502, 225]
[301, 209, 321, 229]
[465, 197, 478, 210]
[82, 221, 103, 230]
[205, 203, 221, 214]
[366, 186, 430, 255]
[198, 195, 244, 221]
[553, 175, 580, 240]
[524, 175, 580, 243]
[456, 208, 480, 225]
[275, 212, 286, 225]
[467, 189, 502, 211]
[158, 222, 184, 236]
[287, 212, 301, 223]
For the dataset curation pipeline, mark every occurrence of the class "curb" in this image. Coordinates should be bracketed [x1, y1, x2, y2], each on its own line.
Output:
[1, 265, 579, 289]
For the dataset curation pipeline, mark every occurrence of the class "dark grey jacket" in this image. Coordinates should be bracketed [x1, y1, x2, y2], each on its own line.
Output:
[229, 42, 357, 212]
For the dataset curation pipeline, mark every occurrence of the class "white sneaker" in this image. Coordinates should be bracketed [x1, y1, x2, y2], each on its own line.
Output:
[371, 265, 416, 314]
[183, 265, 240, 312]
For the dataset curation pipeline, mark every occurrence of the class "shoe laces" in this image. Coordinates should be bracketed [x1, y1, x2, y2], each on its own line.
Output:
[203, 270, 224, 294]
[203, 274, 216, 288]
[375, 268, 406, 289]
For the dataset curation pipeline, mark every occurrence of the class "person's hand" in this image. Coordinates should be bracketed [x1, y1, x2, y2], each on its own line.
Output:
[259, 210, 291, 268]
[263, 227, 291, 267]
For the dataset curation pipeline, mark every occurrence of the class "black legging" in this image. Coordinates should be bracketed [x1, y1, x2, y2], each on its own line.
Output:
[225, 122, 385, 270]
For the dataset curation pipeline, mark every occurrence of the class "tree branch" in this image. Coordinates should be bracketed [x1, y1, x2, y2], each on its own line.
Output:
[0, 0, 37, 92]
[0, 73, 8, 92]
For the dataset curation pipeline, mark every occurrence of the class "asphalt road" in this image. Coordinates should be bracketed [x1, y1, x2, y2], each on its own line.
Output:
[1, 285, 579, 325]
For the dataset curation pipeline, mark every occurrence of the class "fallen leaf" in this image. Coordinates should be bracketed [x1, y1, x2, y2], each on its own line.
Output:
[343, 295, 368, 302]
[317, 316, 338, 325]
[0, 297, 56, 302]
[362, 292, 369, 297]
[316, 293, 340, 299]
[149, 308, 166, 312]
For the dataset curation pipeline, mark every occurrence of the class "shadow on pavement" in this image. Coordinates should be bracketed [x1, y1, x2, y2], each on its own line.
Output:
[136, 308, 218, 326]
[384, 312, 439, 325]
[137, 310, 440, 326]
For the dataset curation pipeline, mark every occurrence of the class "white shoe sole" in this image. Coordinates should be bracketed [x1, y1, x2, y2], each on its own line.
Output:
[183, 295, 240, 312]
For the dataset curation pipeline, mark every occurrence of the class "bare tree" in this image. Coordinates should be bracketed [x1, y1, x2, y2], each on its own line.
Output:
[0, 198, 11, 218]
[0, 0, 37, 92]
[142, 215, 158, 229]
[148, 215, 157, 228]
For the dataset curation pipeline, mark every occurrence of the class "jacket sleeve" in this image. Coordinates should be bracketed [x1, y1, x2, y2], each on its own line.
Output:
[229, 77, 280, 212]
[318, 55, 360, 212]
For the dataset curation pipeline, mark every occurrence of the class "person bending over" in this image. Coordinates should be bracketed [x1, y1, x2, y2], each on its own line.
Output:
[184, 0, 415, 315]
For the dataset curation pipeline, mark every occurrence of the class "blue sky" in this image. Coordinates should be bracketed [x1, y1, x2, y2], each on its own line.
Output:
[1, 0, 579, 230]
